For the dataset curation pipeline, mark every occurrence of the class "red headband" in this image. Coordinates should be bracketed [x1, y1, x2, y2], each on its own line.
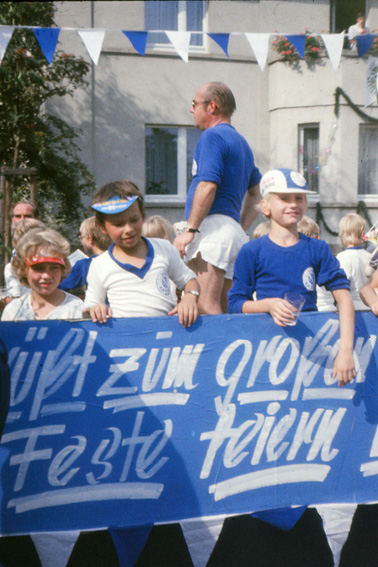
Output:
[26, 250, 65, 268]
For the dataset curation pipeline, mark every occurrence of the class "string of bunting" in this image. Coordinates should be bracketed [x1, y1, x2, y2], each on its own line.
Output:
[0, 24, 377, 69]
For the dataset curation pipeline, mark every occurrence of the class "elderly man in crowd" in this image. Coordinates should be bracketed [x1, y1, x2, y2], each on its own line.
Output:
[174, 82, 261, 314]
[11, 200, 38, 224]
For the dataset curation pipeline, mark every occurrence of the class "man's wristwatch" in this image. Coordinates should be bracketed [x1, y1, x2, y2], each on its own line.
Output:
[187, 290, 200, 300]
[185, 225, 200, 233]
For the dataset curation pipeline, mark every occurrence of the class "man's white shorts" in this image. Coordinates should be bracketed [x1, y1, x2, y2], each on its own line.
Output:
[184, 214, 249, 279]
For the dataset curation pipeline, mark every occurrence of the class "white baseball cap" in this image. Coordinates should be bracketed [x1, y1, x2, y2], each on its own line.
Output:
[260, 169, 317, 198]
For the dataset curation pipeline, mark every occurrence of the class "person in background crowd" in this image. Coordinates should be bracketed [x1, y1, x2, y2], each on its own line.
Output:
[348, 12, 369, 48]
[173, 82, 261, 315]
[143, 215, 173, 242]
[297, 215, 336, 312]
[336, 213, 370, 311]
[11, 200, 38, 224]
[59, 216, 111, 297]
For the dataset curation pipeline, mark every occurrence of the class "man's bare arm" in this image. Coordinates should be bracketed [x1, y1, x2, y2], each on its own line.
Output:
[240, 183, 261, 231]
[173, 181, 217, 256]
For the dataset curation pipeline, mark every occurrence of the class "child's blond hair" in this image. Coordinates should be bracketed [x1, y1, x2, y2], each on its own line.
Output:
[80, 216, 111, 251]
[298, 215, 321, 239]
[252, 220, 271, 239]
[12, 218, 46, 248]
[339, 213, 366, 247]
[13, 228, 71, 286]
[142, 215, 173, 242]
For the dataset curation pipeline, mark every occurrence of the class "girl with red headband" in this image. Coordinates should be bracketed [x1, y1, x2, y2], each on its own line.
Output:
[1, 228, 83, 321]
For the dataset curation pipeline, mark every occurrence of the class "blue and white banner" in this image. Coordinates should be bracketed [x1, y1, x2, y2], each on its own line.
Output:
[0, 312, 377, 535]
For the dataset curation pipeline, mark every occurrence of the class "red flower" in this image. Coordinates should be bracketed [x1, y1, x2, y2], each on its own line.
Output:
[286, 50, 292, 54]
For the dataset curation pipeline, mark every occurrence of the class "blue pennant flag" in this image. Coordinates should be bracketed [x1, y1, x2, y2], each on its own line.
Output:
[285, 34, 306, 59]
[356, 34, 376, 58]
[251, 506, 307, 531]
[33, 27, 60, 64]
[122, 31, 148, 56]
[109, 526, 152, 567]
[208, 33, 230, 60]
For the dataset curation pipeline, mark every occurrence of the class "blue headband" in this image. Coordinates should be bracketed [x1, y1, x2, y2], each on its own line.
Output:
[91, 195, 139, 214]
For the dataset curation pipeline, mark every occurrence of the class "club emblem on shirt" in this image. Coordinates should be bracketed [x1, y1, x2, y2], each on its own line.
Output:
[302, 267, 316, 291]
[156, 270, 171, 296]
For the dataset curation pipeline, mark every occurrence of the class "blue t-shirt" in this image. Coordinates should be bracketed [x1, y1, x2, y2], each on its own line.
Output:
[185, 123, 261, 223]
[228, 233, 350, 313]
[59, 256, 96, 291]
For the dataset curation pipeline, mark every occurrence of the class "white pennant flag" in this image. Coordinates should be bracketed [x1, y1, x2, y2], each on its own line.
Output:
[321, 33, 344, 72]
[244, 33, 270, 72]
[0, 26, 14, 63]
[78, 29, 105, 65]
[315, 504, 357, 567]
[31, 531, 81, 567]
[180, 517, 225, 567]
[165, 31, 191, 62]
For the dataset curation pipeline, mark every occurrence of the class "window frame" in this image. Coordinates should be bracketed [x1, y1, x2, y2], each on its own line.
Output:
[144, 124, 201, 204]
[358, 123, 378, 201]
[145, 0, 209, 53]
[298, 123, 320, 194]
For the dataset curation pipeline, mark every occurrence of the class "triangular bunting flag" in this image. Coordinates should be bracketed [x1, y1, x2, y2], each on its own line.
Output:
[122, 31, 148, 56]
[315, 504, 357, 567]
[356, 34, 376, 58]
[109, 526, 152, 567]
[180, 517, 225, 567]
[0, 26, 14, 63]
[208, 33, 230, 60]
[78, 30, 105, 65]
[285, 34, 306, 60]
[321, 33, 344, 72]
[33, 27, 60, 64]
[244, 33, 270, 72]
[251, 506, 307, 531]
[31, 531, 80, 567]
[165, 31, 190, 62]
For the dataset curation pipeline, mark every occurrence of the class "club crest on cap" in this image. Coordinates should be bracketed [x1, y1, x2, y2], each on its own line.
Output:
[91, 195, 139, 214]
[261, 168, 316, 198]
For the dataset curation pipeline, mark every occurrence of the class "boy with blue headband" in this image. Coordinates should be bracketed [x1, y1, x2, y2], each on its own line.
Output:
[228, 168, 356, 386]
[83, 180, 200, 327]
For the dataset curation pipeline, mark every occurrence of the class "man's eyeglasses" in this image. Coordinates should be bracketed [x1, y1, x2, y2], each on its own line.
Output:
[191, 99, 210, 109]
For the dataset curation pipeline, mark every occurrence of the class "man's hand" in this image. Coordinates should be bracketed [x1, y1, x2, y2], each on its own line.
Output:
[173, 230, 195, 258]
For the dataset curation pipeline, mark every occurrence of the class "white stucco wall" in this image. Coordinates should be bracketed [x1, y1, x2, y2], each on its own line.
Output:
[51, 0, 378, 239]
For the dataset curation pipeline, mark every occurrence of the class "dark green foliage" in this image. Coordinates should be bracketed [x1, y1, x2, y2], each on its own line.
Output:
[0, 2, 95, 240]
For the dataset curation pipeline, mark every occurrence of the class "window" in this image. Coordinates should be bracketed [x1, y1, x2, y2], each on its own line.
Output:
[330, 0, 366, 33]
[298, 124, 319, 193]
[145, 126, 201, 200]
[145, 1, 205, 47]
[359, 125, 378, 194]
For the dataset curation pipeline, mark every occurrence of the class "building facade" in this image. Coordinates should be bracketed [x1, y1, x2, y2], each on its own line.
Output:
[52, 0, 378, 244]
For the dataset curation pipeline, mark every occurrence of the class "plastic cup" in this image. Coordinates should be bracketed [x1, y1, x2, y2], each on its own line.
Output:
[284, 292, 305, 326]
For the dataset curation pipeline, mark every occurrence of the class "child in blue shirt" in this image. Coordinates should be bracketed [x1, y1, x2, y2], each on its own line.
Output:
[228, 168, 356, 386]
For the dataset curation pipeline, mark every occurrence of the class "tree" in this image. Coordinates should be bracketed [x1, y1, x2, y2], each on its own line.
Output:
[0, 2, 95, 243]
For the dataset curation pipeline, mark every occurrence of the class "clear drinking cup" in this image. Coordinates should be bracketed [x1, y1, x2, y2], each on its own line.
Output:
[284, 292, 305, 326]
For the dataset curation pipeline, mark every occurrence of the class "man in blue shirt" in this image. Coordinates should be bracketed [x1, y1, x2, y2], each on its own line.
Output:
[174, 82, 261, 315]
